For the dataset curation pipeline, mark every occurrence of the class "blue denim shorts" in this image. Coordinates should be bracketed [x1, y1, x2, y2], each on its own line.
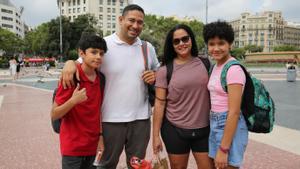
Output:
[208, 111, 248, 167]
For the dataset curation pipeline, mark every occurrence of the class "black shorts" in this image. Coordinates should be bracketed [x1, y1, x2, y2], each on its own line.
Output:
[161, 118, 209, 154]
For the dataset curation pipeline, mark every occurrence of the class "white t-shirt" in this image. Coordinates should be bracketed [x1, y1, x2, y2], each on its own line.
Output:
[80, 33, 159, 122]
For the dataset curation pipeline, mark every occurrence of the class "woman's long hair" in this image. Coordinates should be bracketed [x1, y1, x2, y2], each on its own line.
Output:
[162, 24, 198, 66]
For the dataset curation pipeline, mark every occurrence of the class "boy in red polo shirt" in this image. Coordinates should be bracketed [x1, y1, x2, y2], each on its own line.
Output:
[51, 34, 107, 169]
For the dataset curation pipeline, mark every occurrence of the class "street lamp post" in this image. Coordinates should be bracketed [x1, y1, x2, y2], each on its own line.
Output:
[204, 0, 208, 55]
[57, 0, 63, 62]
[206, 0, 208, 24]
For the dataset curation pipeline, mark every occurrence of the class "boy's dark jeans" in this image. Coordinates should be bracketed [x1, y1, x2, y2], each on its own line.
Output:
[62, 155, 96, 169]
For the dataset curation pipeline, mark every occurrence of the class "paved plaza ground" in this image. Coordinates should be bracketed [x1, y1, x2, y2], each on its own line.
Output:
[0, 67, 300, 169]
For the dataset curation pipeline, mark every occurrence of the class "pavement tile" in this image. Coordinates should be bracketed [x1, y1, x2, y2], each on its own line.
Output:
[1, 84, 300, 169]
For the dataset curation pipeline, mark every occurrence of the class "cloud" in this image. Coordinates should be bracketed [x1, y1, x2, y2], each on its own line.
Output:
[11, 0, 58, 27]
[134, 0, 300, 23]
[8, 0, 300, 27]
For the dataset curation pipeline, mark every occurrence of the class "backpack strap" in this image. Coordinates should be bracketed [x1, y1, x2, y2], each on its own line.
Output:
[198, 56, 211, 73]
[220, 60, 255, 120]
[166, 60, 174, 85]
[98, 71, 106, 107]
[220, 60, 241, 93]
[141, 40, 149, 70]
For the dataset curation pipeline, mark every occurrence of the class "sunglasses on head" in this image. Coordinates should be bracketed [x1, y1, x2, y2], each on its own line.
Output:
[173, 35, 190, 45]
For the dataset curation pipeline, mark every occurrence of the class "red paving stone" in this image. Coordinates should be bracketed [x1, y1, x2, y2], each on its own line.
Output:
[0, 84, 300, 169]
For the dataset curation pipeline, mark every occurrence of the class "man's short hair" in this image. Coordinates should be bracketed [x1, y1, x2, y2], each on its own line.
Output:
[77, 34, 107, 53]
[122, 4, 144, 16]
[203, 20, 234, 44]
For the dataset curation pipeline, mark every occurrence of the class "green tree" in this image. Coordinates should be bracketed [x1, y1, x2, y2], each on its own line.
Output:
[0, 28, 23, 55]
[231, 48, 246, 60]
[244, 44, 263, 53]
[47, 16, 72, 57]
[273, 45, 299, 51]
[69, 14, 100, 49]
[142, 15, 204, 57]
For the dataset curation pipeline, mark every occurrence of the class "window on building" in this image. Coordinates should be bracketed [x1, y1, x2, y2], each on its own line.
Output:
[69, 16, 71, 20]
[83, 0, 86, 4]
[77, 8, 80, 13]
[77, 0, 80, 5]
[107, 15, 111, 20]
[107, 22, 111, 28]
[99, 0, 103, 4]
[2, 24, 13, 28]
[83, 7, 86, 12]
[99, 14, 103, 20]
[1, 8, 13, 14]
[69, 9, 71, 14]
[107, 8, 111, 13]
[107, 0, 111, 5]
[73, 8, 75, 13]
[269, 14, 272, 17]
[73, 15, 76, 20]
[112, 15, 116, 21]
[62, 2, 64, 6]
[120, 8, 123, 13]
[112, 8, 115, 13]
[73, 0, 75, 6]
[112, 0, 116, 5]
[68, 1, 71, 6]
[1, 16, 13, 21]
[112, 23, 116, 28]
[62, 9, 64, 14]
[120, 1, 124, 6]
[100, 23, 103, 28]
[99, 7, 103, 12]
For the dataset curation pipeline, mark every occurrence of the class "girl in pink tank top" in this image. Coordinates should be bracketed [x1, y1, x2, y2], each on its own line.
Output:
[204, 21, 249, 169]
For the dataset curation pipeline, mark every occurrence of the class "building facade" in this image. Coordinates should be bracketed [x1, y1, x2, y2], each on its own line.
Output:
[58, 0, 132, 35]
[230, 11, 300, 52]
[283, 23, 300, 49]
[0, 0, 25, 38]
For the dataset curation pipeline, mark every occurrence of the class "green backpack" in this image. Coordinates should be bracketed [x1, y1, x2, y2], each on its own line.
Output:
[220, 60, 275, 133]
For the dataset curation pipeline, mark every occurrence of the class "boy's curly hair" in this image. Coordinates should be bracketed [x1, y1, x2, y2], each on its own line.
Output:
[203, 20, 234, 44]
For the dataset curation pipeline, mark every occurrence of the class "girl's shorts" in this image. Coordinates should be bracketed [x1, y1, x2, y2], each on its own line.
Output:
[208, 111, 248, 167]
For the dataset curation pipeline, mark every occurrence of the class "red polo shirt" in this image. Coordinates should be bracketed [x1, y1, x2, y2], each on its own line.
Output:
[55, 65, 102, 156]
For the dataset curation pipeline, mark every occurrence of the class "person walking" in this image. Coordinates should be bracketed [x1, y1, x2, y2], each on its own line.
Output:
[152, 24, 214, 169]
[9, 57, 17, 81]
[60, 4, 160, 169]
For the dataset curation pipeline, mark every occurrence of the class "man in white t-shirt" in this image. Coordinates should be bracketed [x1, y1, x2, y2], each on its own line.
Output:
[61, 4, 159, 169]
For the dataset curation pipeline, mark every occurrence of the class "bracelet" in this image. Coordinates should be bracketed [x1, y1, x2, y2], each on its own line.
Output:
[219, 146, 229, 154]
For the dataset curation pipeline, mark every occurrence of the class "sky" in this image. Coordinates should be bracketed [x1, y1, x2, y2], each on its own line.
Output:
[10, 0, 300, 27]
